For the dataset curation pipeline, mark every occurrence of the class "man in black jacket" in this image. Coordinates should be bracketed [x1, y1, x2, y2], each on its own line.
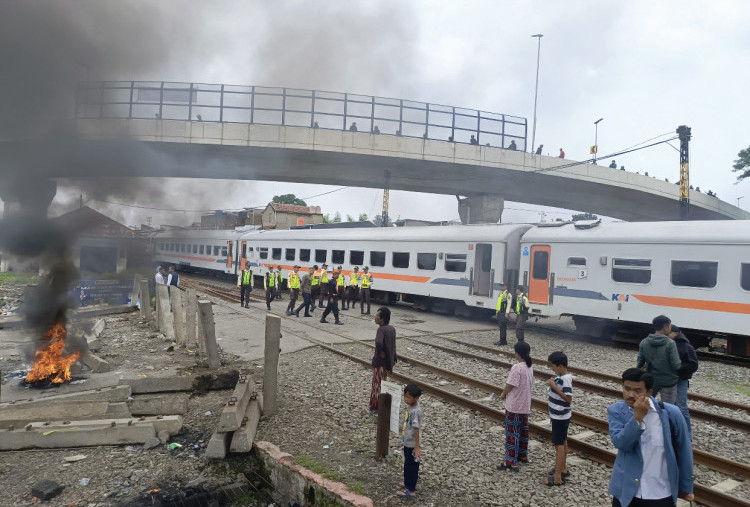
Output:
[669, 325, 699, 438]
[320, 270, 343, 325]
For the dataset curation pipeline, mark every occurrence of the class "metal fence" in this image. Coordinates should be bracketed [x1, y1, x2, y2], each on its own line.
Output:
[76, 81, 527, 150]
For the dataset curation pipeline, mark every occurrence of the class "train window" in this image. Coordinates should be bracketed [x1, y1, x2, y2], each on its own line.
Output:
[445, 253, 467, 272]
[300, 249, 311, 262]
[371, 251, 386, 267]
[532, 251, 549, 280]
[350, 250, 364, 265]
[392, 252, 410, 269]
[315, 249, 327, 263]
[286, 248, 296, 261]
[741, 263, 750, 291]
[612, 258, 651, 284]
[417, 253, 437, 270]
[259, 247, 268, 259]
[671, 261, 718, 288]
[206, 245, 212, 254]
[213, 246, 221, 256]
[221, 247, 228, 257]
[272, 248, 282, 260]
[181, 244, 186, 253]
[567, 257, 586, 267]
[332, 250, 345, 264]
[199, 245, 204, 255]
[192, 244, 197, 254]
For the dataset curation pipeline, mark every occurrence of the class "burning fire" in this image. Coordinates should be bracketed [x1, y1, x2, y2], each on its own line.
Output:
[25, 320, 81, 385]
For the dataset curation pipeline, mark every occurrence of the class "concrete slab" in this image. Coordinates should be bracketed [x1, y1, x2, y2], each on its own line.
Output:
[80, 351, 112, 372]
[121, 375, 194, 394]
[218, 375, 253, 432]
[229, 395, 262, 453]
[0, 401, 114, 428]
[710, 478, 742, 493]
[127, 394, 189, 416]
[206, 429, 232, 459]
[0, 418, 156, 450]
[1, 371, 123, 403]
[0, 385, 131, 407]
[572, 430, 597, 440]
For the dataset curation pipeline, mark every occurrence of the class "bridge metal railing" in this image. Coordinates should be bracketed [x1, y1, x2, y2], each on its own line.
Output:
[75, 81, 527, 150]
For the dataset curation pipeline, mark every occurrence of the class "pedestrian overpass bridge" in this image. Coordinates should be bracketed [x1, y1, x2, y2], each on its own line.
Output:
[2, 81, 747, 222]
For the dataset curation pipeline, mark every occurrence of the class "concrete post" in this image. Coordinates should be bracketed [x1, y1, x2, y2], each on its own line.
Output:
[155, 285, 175, 340]
[375, 393, 392, 458]
[263, 314, 281, 416]
[172, 289, 185, 348]
[130, 274, 141, 306]
[197, 300, 221, 369]
[139, 279, 152, 321]
[185, 288, 197, 350]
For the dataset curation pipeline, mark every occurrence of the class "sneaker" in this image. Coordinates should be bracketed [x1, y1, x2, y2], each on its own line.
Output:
[335, 321, 344, 325]
[320, 319, 328, 323]
[493, 341, 507, 346]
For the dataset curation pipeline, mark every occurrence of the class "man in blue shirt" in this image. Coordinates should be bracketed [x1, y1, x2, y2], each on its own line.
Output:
[608, 368, 694, 507]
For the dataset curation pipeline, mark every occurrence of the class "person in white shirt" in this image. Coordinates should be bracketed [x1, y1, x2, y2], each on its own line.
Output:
[607, 368, 694, 507]
[155, 267, 166, 285]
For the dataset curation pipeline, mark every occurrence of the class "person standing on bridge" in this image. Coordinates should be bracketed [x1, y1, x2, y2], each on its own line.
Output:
[559, 148, 565, 158]
[508, 140, 517, 150]
[494, 283, 512, 346]
[286, 265, 301, 315]
[346, 266, 360, 310]
[360, 266, 373, 315]
[349, 122, 358, 132]
[264, 265, 276, 311]
[320, 270, 343, 325]
[294, 266, 314, 317]
[470, 134, 479, 145]
[238, 266, 253, 308]
[535, 144, 544, 155]
[609, 160, 618, 169]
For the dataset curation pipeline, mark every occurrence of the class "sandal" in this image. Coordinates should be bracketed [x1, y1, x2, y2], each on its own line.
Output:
[496, 463, 520, 472]
[547, 468, 570, 478]
[396, 488, 416, 499]
[542, 474, 566, 486]
[518, 457, 530, 464]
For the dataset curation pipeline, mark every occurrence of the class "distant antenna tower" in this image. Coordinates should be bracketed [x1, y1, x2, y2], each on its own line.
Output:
[146, 216, 152, 226]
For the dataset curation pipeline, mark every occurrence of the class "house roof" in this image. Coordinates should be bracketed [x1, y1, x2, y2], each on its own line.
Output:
[265, 203, 322, 215]
[52, 206, 137, 239]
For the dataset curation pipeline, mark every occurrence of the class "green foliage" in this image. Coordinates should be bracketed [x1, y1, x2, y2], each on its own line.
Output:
[294, 455, 328, 475]
[571, 212, 598, 221]
[346, 214, 354, 222]
[0, 272, 39, 286]
[322, 213, 331, 224]
[358, 213, 368, 221]
[272, 193, 307, 206]
[332, 212, 342, 223]
[733, 145, 750, 180]
[373, 214, 393, 227]
[348, 481, 366, 495]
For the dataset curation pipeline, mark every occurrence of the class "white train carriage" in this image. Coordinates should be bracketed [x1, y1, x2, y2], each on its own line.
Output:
[154, 229, 246, 275]
[519, 220, 750, 354]
[237, 224, 532, 312]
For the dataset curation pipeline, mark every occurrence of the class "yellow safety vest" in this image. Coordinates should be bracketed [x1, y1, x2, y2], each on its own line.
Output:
[361, 274, 372, 288]
[242, 270, 252, 285]
[266, 272, 276, 288]
[289, 272, 300, 289]
[349, 273, 360, 287]
[321, 271, 329, 284]
[337, 274, 345, 287]
[311, 270, 321, 286]
[516, 294, 529, 315]
[496, 291, 509, 312]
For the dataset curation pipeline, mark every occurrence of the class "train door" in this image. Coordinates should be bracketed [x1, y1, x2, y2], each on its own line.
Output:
[472, 243, 493, 297]
[528, 245, 550, 304]
[240, 241, 247, 271]
[226, 241, 234, 270]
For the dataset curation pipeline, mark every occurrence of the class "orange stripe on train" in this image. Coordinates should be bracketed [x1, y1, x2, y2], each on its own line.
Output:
[633, 295, 750, 315]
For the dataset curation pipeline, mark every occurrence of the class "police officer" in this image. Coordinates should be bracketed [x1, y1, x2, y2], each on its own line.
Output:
[286, 265, 301, 315]
[310, 264, 321, 311]
[494, 283, 511, 345]
[320, 270, 343, 325]
[514, 286, 530, 342]
[275, 265, 284, 300]
[359, 266, 373, 315]
[346, 266, 360, 310]
[336, 265, 346, 308]
[239, 266, 253, 308]
[264, 265, 276, 310]
[318, 264, 330, 308]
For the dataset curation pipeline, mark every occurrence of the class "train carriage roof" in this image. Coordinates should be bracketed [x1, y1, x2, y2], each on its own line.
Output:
[155, 229, 246, 240]
[521, 220, 750, 245]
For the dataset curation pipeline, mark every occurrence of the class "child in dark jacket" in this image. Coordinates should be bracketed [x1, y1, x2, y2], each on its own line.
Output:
[669, 325, 699, 438]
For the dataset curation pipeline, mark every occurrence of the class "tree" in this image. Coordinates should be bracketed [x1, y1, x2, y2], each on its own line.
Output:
[358, 213, 368, 221]
[272, 194, 307, 206]
[733, 145, 750, 180]
[572, 212, 598, 221]
[332, 212, 342, 223]
[373, 214, 393, 227]
[322, 213, 331, 224]
[346, 214, 354, 222]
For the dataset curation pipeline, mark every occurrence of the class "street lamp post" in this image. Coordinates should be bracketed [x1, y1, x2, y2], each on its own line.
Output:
[593, 118, 604, 164]
[738, 196, 744, 208]
[530, 34, 543, 153]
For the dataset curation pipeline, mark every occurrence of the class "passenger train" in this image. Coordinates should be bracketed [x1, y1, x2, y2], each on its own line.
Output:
[152, 220, 750, 356]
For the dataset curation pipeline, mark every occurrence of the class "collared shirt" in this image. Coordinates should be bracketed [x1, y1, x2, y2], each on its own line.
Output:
[155, 273, 165, 284]
[635, 399, 670, 500]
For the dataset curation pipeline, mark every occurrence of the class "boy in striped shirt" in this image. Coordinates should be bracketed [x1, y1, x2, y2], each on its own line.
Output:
[543, 351, 573, 486]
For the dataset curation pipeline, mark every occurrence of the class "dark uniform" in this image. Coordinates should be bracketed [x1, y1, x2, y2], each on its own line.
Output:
[240, 269, 253, 308]
[494, 288, 511, 345]
[514, 290, 529, 342]
[346, 268, 360, 310]
[320, 274, 342, 324]
[359, 268, 373, 314]
[318, 265, 330, 308]
[264, 269, 277, 310]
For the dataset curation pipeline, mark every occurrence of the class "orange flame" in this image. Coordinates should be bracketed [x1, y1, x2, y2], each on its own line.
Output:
[25, 320, 81, 384]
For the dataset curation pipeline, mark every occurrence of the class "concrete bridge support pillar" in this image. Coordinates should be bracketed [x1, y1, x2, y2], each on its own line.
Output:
[456, 195, 504, 224]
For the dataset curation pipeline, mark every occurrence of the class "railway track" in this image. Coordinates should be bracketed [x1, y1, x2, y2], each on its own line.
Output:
[181, 276, 750, 507]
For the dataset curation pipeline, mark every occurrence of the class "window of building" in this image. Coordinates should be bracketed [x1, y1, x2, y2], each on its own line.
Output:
[445, 253, 467, 272]
[199, 245, 204, 254]
[213, 246, 221, 256]
[612, 258, 651, 284]
[741, 263, 750, 291]
[272, 248, 282, 260]
[221, 247, 228, 257]
[671, 260, 718, 288]
[417, 253, 437, 270]
[315, 249, 327, 263]
[392, 252, 410, 269]
[567, 257, 586, 267]
[332, 250, 345, 264]
[300, 249, 311, 262]
[350, 250, 364, 265]
[286, 248, 296, 261]
[370, 251, 386, 267]
[259, 247, 268, 259]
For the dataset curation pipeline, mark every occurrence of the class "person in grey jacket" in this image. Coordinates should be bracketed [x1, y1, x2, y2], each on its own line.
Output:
[293, 266, 314, 318]
[636, 315, 681, 404]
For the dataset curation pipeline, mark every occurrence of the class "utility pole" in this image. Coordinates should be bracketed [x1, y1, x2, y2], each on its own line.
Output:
[677, 125, 691, 220]
[592, 118, 603, 164]
[382, 169, 391, 227]
[530, 34, 543, 153]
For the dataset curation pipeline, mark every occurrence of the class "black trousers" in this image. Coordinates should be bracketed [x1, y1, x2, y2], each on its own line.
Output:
[265, 288, 274, 309]
[612, 497, 674, 507]
[347, 287, 359, 308]
[360, 288, 371, 313]
[286, 288, 299, 312]
[295, 292, 312, 316]
[321, 297, 340, 322]
[311, 285, 320, 308]
[240, 285, 252, 306]
[318, 283, 329, 307]
[498, 314, 509, 343]
[516, 314, 527, 341]
[403, 446, 420, 492]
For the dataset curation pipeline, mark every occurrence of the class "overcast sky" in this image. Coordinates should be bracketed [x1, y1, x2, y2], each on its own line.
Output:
[3, 0, 749, 227]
